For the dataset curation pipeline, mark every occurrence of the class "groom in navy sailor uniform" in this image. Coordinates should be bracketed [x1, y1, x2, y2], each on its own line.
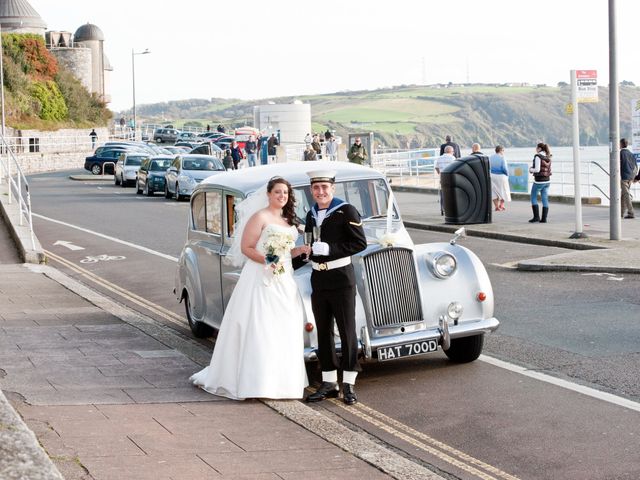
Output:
[304, 170, 367, 405]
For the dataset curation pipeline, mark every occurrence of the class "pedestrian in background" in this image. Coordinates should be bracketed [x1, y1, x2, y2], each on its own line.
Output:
[620, 138, 637, 219]
[231, 141, 244, 169]
[325, 136, 338, 161]
[222, 149, 234, 170]
[490, 145, 511, 212]
[347, 137, 368, 165]
[304, 144, 317, 161]
[439, 135, 461, 159]
[470, 143, 484, 157]
[528, 142, 552, 223]
[311, 134, 322, 158]
[245, 135, 258, 167]
[267, 133, 279, 161]
[89, 129, 98, 149]
[435, 145, 456, 215]
[304, 133, 312, 146]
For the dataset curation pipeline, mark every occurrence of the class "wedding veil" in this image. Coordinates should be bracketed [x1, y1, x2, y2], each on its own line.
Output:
[224, 183, 269, 267]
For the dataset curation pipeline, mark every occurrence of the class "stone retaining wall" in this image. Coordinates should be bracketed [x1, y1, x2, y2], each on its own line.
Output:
[16, 151, 88, 175]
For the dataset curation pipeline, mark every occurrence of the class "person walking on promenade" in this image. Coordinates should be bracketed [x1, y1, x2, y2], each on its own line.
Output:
[311, 134, 322, 159]
[304, 144, 317, 161]
[222, 149, 234, 170]
[324, 128, 333, 141]
[190, 177, 310, 400]
[347, 137, 368, 165]
[245, 135, 258, 167]
[304, 170, 367, 406]
[230, 141, 244, 169]
[490, 145, 511, 211]
[528, 142, 552, 223]
[470, 143, 484, 157]
[620, 138, 637, 219]
[439, 135, 461, 158]
[435, 145, 456, 215]
[89, 129, 98, 149]
[267, 133, 279, 161]
[325, 136, 338, 161]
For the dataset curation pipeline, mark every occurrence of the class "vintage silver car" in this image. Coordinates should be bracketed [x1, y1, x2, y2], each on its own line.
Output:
[174, 161, 499, 364]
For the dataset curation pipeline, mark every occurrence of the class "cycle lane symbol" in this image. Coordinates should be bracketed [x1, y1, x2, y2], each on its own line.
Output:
[80, 254, 126, 264]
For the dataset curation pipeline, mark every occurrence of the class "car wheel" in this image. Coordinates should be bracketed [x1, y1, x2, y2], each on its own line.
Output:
[91, 163, 102, 175]
[184, 291, 214, 338]
[136, 179, 142, 194]
[144, 181, 152, 196]
[120, 174, 126, 187]
[443, 334, 484, 363]
[175, 183, 181, 201]
[114, 174, 120, 186]
[156, 137, 163, 143]
[164, 182, 172, 199]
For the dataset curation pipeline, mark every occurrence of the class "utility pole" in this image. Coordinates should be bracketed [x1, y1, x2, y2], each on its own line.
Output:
[609, 0, 621, 240]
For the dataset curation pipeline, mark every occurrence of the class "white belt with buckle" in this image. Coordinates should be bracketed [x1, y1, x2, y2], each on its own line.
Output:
[312, 257, 351, 271]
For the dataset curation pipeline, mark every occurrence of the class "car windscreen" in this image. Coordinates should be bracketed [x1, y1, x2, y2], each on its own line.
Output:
[125, 156, 145, 166]
[150, 159, 172, 171]
[182, 158, 224, 171]
[294, 178, 397, 225]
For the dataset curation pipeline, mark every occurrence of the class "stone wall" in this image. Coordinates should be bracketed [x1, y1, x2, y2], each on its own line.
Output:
[15, 151, 89, 175]
[9, 127, 109, 154]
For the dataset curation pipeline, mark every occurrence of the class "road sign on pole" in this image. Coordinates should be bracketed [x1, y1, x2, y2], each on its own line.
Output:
[576, 70, 598, 103]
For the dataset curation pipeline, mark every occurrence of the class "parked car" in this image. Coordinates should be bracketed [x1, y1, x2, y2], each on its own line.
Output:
[153, 128, 180, 143]
[135, 155, 174, 196]
[84, 146, 141, 175]
[176, 132, 199, 142]
[164, 154, 226, 200]
[213, 136, 234, 150]
[114, 152, 149, 187]
[189, 142, 223, 156]
[174, 141, 200, 149]
[174, 161, 499, 365]
[163, 145, 191, 155]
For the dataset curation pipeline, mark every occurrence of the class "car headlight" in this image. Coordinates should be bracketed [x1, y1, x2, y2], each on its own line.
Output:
[428, 252, 457, 278]
[447, 301, 463, 320]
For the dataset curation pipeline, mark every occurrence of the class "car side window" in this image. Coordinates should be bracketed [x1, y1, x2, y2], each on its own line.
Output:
[192, 192, 207, 232]
[206, 191, 222, 235]
[224, 193, 242, 240]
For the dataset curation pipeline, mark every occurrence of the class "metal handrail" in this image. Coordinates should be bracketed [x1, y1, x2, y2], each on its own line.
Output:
[0, 134, 36, 250]
[590, 184, 610, 200]
[590, 161, 610, 177]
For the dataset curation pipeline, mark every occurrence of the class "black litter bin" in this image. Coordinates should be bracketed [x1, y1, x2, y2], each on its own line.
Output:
[441, 154, 492, 224]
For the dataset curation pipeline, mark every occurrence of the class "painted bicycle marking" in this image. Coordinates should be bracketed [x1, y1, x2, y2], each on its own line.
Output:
[80, 254, 126, 264]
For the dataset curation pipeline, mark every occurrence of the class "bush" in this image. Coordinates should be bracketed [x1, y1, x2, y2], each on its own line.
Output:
[30, 81, 68, 120]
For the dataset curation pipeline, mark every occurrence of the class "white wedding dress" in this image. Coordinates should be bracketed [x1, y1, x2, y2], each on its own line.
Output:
[190, 224, 308, 400]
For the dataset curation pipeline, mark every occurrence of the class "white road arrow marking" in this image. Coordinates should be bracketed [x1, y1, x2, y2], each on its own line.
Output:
[53, 240, 85, 251]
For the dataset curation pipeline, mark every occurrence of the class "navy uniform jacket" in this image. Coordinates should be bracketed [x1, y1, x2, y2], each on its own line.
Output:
[304, 198, 367, 291]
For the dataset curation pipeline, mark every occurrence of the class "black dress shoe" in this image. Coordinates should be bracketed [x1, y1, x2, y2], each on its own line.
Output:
[306, 382, 339, 402]
[342, 383, 357, 405]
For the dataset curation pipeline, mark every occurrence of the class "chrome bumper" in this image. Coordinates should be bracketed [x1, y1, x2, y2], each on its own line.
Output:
[303, 317, 499, 362]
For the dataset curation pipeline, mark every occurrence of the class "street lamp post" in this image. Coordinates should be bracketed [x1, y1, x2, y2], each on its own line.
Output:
[131, 48, 150, 141]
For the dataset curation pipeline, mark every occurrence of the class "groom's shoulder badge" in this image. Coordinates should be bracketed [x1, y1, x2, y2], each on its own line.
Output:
[349, 221, 363, 226]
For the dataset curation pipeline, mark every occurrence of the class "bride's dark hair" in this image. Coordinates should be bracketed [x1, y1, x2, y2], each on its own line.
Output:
[267, 177, 298, 227]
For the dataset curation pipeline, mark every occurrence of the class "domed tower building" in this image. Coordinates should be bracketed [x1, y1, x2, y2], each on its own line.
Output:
[0, 0, 46, 35]
[73, 23, 106, 101]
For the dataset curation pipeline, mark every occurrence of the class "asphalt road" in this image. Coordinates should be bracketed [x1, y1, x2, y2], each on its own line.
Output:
[28, 169, 640, 480]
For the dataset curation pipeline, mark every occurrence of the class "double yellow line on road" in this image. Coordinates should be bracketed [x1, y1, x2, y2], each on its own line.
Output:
[45, 249, 188, 330]
[327, 398, 520, 480]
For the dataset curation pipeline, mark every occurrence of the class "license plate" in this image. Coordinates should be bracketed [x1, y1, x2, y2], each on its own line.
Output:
[377, 339, 438, 362]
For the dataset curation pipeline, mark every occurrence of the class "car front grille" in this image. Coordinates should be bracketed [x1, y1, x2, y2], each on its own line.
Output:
[362, 247, 422, 328]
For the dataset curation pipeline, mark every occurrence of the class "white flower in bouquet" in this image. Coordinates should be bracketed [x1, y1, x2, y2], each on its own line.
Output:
[262, 231, 295, 275]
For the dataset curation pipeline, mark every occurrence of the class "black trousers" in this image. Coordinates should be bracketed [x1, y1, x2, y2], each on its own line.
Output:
[311, 286, 361, 374]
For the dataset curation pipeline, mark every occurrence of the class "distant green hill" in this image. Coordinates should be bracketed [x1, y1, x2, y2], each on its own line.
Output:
[133, 84, 639, 149]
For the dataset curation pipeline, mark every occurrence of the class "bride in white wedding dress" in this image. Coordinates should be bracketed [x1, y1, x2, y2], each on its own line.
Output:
[190, 177, 310, 400]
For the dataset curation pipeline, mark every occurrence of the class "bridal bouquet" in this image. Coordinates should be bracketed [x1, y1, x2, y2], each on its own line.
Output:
[263, 231, 295, 276]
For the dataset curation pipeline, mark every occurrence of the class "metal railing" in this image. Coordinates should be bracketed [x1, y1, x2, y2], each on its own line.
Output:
[0, 135, 36, 250]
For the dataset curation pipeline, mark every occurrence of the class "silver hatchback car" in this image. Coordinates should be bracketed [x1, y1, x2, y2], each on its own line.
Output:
[164, 154, 226, 200]
[174, 161, 499, 364]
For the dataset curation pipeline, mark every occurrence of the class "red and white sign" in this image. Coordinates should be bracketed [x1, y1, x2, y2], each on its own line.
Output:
[576, 70, 598, 103]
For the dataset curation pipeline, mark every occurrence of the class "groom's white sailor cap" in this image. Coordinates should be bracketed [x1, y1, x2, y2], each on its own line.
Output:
[307, 169, 336, 184]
